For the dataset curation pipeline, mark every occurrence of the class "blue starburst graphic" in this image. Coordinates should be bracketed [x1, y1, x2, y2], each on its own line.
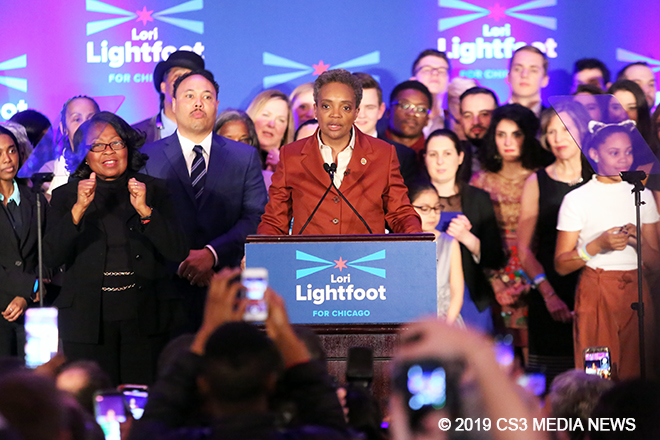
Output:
[0, 55, 27, 93]
[295, 250, 386, 279]
[438, 0, 557, 31]
[86, 0, 203, 35]
[616, 48, 660, 72]
[263, 51, 380, 88]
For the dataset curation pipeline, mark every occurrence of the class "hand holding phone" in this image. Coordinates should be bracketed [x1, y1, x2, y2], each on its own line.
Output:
[242, 268, 268, 322]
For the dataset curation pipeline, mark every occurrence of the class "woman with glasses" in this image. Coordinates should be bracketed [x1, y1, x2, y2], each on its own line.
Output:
[423, 128, 505, 331]
[44, 112, 187, 385]
[471, 104, 551, 358]
[409, 181, 464, 326]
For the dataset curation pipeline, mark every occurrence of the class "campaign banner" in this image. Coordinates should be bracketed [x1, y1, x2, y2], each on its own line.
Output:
[245, 240, 437, 324]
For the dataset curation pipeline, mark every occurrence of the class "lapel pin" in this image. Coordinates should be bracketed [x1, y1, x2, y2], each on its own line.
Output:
[361, 158, 367, 165]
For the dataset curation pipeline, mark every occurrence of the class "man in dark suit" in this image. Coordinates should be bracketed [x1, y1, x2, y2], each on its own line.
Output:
[142, 70, 267, 329]
[352, 72, 419, 187]
[133, 51, 205, 143]
[457, 86, 499, 183]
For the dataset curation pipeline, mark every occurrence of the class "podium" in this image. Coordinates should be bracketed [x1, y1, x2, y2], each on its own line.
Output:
[245, 233, 437, 409]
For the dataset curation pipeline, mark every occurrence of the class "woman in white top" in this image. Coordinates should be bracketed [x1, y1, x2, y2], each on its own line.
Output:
[555, 121, 660, 379]
[41, 96, 99, 199]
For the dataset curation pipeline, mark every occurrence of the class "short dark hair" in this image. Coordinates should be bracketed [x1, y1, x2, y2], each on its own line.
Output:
[71, 111, 148, 178]
[389, 80, 433, 109]
[574, 84, 606, 96]
[0, 125, 23, 169]
[459, 86, 499, 112]
[481, 103, 548, 172]
[314, 69, 363, 108]
[412, 49, 451, 76]
[509, 45, 549, 75]
[407, 179, 439, 205]
[8, 109, 51, 147]
[214, 108, 260, 148]
[293, 118, 318, 141]
[617, 61, 651, 81]
[352, 72, 382, 105]
[202, 322, 283, 404]
[173, 69, 219, 99]
[574, 58, 611, 85]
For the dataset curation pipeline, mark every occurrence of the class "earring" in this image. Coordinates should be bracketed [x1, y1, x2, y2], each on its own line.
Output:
[593, 158, 598, 163]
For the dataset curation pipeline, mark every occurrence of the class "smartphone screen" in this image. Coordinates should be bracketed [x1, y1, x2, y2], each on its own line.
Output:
[242, 268, 268, 321]
[584, 347, 611, 379]
[393, 359, 460, 433]
[94, 392, 127, 440]
[517, 372, 546, 396]
[122, 388, 148, 420]
[24, 307, 58, 369]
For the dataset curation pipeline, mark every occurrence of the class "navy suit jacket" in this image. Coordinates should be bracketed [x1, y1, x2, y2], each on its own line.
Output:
[141, 132, 267, 269]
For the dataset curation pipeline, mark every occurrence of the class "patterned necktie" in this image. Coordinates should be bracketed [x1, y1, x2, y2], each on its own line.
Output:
[191, 145, 206, 200]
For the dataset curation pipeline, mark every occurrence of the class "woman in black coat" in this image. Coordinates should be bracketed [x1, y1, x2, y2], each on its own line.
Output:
[0, 126, 46, 357]
[422, 129, 506, 332]
[44, 112, 187, 385]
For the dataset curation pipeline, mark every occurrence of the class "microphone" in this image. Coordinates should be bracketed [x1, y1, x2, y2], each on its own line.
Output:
[323, 162, 337, 176]
[298, 163, 337, 234]
[324, 163, 373, 234]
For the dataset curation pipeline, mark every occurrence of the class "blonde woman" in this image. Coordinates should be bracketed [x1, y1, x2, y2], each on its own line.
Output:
[246, 90, 294, 172]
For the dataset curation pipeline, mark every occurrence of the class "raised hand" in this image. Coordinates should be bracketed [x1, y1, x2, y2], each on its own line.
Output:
[128, 177, 152, 218]
[72, 172, 97, 225]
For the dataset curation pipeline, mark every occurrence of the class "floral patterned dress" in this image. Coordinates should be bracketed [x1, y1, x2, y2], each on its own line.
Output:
[470, 170, 533, 331]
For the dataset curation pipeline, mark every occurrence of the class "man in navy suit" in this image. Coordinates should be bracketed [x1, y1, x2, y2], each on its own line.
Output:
[142, 70, 267, 330]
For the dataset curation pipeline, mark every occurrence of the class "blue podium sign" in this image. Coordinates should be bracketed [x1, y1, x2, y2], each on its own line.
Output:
[245, 238, 437, 324]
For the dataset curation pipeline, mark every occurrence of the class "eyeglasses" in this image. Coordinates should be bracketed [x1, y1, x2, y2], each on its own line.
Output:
[393, 101, 430, 117]
[89, 140, 127, 153]
[413, 205, 442, 214]
[414, 66, 448, 77]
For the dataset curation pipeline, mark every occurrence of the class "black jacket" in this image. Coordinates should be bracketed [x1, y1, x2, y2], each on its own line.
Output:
[43, 173, 188, 343]
[129, 352, 349, 440]
[0, 184, 46, 310]
[460, 184, 506, 311]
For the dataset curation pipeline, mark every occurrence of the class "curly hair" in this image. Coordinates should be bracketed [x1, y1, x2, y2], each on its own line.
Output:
[480, 104, 549, 172]
[71, 111, 148, 179]
[314, 69, 363, 109]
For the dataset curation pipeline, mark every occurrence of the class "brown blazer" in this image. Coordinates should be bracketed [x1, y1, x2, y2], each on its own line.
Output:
[258, 127, 421, 235]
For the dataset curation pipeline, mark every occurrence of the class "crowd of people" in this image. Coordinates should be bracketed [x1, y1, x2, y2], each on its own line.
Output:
[1, 44, 659, 439]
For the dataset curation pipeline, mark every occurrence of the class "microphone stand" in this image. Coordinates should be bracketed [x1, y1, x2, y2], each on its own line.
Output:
[30, 172, 53, 308]
[327, 166, 372, 234]
[620, 169, 647, 379]
[298, 164, 336, 234]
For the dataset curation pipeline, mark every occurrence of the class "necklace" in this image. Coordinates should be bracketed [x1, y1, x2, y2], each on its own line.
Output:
[551, 166, 583, 186]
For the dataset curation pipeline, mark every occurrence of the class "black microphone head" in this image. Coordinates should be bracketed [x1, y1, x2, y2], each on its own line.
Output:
[330, 163, 337, 172]
[323, 163, 331, 173]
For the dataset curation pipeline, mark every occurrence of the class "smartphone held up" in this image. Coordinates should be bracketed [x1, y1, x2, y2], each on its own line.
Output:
[241, 267, 268, 322]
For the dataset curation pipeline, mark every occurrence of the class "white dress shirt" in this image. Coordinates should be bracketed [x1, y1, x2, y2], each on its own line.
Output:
[317, 127, 356, 188]
[176, 131, 212, 175]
